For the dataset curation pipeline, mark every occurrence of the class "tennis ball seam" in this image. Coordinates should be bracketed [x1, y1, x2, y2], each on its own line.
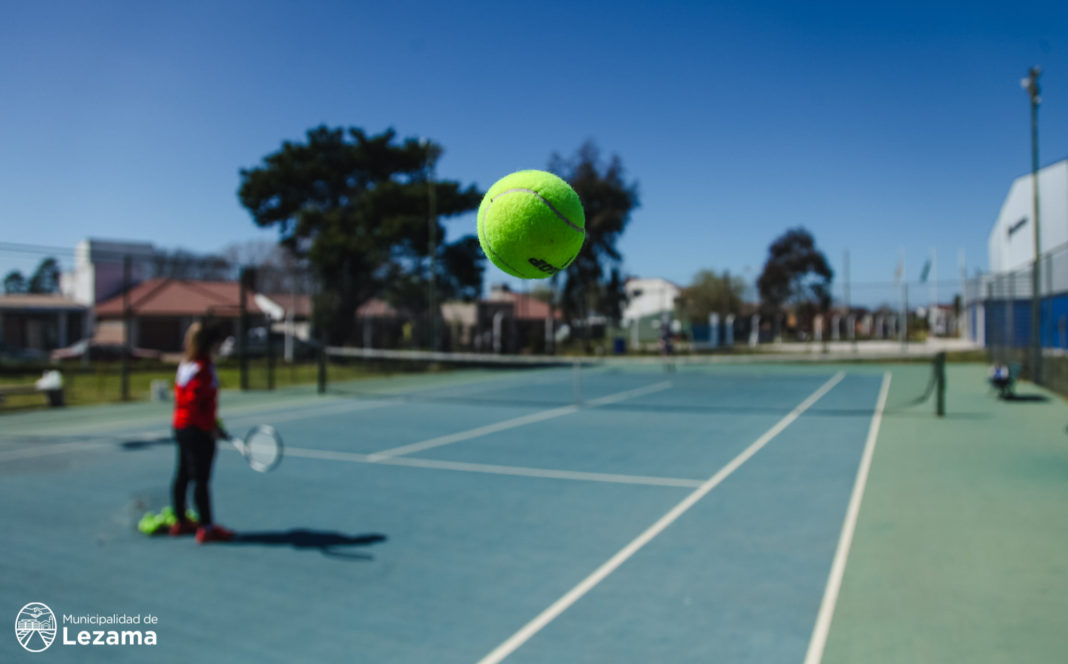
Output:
[490, 188, 584, 233]
[480, 233, 526, 277]
[477, 208, 528, 276]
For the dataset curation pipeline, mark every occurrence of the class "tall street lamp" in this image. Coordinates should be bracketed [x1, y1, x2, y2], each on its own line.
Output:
[421, 138, 440, 351]
[1021, 67, 1042, 382]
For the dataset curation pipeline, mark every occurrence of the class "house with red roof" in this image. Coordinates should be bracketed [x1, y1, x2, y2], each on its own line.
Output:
[94, 278, 264, 352]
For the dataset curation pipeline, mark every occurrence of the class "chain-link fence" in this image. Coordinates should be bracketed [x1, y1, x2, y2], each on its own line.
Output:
[962, 242, 1068, 388]
[682, 275, 964, 352]
[0, 242, 323, 408]
[0, 237, 1004, 409]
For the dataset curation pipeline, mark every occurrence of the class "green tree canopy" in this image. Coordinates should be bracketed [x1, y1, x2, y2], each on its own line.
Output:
[28, 257, 60, 294]
[547, 141, 639, 334]
[679, 270, 746, 323]
[3, 270, 27, 294]
[238, 126, 484, 343]
[757, 227, 833, 327]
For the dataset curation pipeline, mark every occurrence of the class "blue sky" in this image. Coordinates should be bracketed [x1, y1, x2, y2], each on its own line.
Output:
[2, 0, 1066, 304]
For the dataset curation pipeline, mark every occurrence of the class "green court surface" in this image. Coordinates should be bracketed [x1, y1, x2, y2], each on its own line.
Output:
[1, 361, 1066, 662]
[821, 364, 1068, 663]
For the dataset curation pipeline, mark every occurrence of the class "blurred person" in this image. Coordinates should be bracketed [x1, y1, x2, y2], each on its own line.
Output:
[170, 322, 235, 543]
[989, 362, 1012, 399]
[660, 315, 676, 373]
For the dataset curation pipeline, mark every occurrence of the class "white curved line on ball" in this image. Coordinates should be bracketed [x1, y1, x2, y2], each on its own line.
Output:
[478, 207, 526, 276]
[490, 188, 583, 232]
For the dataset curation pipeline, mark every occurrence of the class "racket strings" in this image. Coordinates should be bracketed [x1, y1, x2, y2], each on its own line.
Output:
[245, 428, 282, 471]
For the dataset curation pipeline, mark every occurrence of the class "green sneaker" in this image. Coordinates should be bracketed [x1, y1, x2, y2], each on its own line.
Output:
[137, 507, 199, 536]
[137, 511, 167, 535]
[160, 507, 177, 527]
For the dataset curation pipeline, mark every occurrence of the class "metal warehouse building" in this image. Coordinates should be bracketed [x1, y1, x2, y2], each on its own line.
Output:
[968, 158, 1068, 384]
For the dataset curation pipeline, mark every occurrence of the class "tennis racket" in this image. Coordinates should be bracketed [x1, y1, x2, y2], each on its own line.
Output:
[228, 424, 283, 472]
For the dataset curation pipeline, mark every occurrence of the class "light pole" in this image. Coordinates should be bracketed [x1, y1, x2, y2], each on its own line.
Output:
[422, 139, 440, 351]
[1021, 66, 1042, 382]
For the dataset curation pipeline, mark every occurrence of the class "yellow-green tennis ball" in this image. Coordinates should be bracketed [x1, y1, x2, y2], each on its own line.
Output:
[477, 170, 585, 279]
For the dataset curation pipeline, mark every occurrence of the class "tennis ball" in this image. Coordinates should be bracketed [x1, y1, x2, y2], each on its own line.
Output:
[477, 170, 585, 279]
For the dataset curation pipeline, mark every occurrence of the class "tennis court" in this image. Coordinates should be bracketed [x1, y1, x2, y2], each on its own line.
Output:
[3, 358, 1067, 662]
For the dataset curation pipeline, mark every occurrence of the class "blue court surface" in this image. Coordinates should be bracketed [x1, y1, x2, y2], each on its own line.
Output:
[0, 362, 898, 662]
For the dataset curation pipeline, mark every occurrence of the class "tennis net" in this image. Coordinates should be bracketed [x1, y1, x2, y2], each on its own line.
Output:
[322, 347, 945, 415]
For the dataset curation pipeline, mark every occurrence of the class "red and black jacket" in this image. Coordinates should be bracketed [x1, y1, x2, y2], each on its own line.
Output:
[172, 355, 218, 432]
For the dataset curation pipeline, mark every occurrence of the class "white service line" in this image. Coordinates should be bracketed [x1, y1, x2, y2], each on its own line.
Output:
[476, 371, 846, 664]
[285, 446, 702, 488]
[366, 381, 673, 462]
[366, 406, 579, 461]
[0, 440, 117, 462]
[0, 399, 398, 463]
[0, 393, 369, 440]
[584, 381, 672, 407]
[803, 371, 892, 664]
[228, 397, 398, 428]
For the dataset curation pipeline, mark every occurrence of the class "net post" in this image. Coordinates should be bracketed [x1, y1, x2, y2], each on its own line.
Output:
[934, 351, 946, 417]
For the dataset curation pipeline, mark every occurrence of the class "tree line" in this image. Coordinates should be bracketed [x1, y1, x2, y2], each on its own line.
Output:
[236, 127, 639, 345]
[235, 125, 834, 344]
[3, 125, 837, 344]
[3, 258, 60, 295]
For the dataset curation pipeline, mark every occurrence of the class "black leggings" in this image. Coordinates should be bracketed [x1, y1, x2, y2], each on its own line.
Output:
[173, 427, 217, 526]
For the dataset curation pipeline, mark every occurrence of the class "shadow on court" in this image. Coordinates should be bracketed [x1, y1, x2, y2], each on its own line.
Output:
[1002, 393, 1050, 403]
[121, 438, 173, 450]
[225, 529, 388, 560]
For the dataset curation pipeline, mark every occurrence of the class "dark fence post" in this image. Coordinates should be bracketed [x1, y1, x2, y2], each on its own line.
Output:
[317, 324, 326, 395]
[266, 315, 275, 391]
[121, 255, 131, 402]
[935, 351, 946, 417]
[238, 267, 256, 391]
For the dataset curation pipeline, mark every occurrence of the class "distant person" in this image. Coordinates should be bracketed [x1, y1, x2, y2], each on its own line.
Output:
[660, 326, 674, 356]
[660, 319, 676, 373]
[989, 363, 1012, 399]
[171, 322, 235, 543]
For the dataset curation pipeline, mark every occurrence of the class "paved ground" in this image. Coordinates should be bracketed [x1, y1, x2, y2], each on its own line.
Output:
[2, 361, 1065, 662]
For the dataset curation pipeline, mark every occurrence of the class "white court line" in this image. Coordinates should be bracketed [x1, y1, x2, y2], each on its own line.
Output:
[803, 371, 891, 664]
[228, 397, 399, 428]
[584, 381, 673, 407]
[366, 406, 578, 461]
[367, 381, 673, 462]
[476, 371, 846, 664]
[285, 446, 702, 488]
[0, 392, 374, 440]
[0, 440, 117, 462]
[0, 399, 399, 463]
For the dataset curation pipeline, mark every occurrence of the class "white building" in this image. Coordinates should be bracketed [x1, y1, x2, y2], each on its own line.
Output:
[988, 159, 1068, 273]
[620, 277, 682, 348]
[621, 277, 681, 325]
[55, 238, 155, 346]
[969, 158, 1068, 348]
[61, 238, 155, 306]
